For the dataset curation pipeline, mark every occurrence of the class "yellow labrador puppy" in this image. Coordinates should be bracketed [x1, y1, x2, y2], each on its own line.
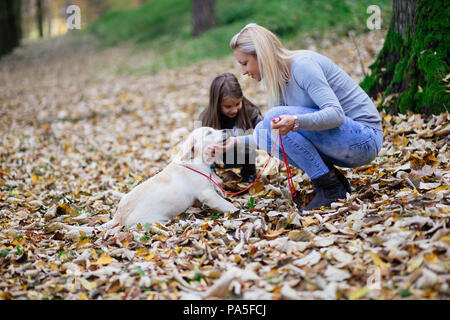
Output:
[103, 127, 238, 229]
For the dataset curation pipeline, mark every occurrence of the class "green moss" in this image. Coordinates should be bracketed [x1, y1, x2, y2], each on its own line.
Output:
[392, 59, 408, 84]
[361, 0, 450, 115]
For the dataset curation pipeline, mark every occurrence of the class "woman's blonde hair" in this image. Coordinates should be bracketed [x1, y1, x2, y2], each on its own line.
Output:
[230, 23, 302, 107]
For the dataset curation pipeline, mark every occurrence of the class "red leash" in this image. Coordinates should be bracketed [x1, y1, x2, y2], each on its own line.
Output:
[181, 131, 297, 197]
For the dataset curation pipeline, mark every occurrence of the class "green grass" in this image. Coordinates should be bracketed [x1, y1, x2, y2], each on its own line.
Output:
[86, 0, 392, 73]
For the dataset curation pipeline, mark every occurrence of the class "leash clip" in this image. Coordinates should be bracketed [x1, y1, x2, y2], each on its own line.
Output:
[272, 116, 282, 124]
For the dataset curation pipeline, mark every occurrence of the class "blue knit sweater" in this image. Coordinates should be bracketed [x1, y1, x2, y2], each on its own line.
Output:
[283, 50, 382, 131]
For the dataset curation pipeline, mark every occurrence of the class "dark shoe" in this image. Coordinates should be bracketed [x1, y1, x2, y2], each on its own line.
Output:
[301, 170, 348, 212]
[292, 191, 303, 209]
[240, 164, 257, 183]
[326, 163, 352, 193]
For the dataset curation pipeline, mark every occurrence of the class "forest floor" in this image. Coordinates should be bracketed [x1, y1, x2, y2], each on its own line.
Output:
[0, 31, 449, 300]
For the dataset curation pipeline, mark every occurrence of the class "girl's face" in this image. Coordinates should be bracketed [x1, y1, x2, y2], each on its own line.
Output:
[220, 96, 242, 118]
[233, 50, 261, 81]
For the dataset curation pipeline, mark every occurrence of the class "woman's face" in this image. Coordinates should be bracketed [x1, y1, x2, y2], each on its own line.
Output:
[233, 50, 261, 81]
[220, 96, 242, 118]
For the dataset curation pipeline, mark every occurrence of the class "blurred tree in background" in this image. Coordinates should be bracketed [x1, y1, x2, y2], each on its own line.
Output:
[192, 0, 216, 36]
[0, 0, 22, 57]
[36, 0, 43, 37]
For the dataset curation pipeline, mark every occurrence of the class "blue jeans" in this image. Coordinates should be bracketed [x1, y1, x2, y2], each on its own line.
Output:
[253, 106, 383, 179]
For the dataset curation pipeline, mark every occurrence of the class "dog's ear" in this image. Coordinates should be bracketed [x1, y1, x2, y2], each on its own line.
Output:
[179, 137, 195, 162]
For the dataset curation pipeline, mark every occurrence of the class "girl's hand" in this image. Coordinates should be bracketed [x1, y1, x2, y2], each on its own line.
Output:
[270, 115, 296, 136]
[209, 137, 238, 154]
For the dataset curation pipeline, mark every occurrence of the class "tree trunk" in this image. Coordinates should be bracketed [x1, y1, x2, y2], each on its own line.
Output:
[0, 0, 22, 57]
[36, 0, 43, 38]
[192, 0, 216, 37]
[360, 0, 449, 114]
[46, 0, 51, 37]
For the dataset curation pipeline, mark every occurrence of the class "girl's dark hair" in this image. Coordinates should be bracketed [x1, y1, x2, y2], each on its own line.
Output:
[200, 72, 259, 130]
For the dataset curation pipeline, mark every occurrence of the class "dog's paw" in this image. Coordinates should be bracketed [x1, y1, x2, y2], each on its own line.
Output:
[226, 204, 239, 213]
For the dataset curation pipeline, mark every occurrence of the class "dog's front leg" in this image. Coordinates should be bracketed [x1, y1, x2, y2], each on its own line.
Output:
[197, 188, 239, 213]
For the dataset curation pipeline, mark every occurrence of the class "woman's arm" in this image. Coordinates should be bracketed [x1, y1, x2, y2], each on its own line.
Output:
[290, 58, 346, 130]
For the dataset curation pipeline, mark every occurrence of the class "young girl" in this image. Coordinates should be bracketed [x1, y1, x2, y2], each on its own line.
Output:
[199, 72, 262, 183]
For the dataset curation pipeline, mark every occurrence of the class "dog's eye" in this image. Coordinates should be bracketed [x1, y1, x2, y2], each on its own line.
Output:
[206, 130, 212, 136]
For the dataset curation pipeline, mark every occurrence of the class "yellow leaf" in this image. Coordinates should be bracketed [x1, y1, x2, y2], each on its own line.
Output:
[266, 189, 280, 198]
[249, 181, 265, 194]
[31, 174, 42, 184]
[56, 203, 77, 217]
[438, 236, 450, 244]
[50, 262, 59, 271]
[79, 293, 89, 300]
[392, 136, 408, 146]
[383, 114, 392, 123]
[424, 253, 438, 264]
[438, 206, 450, 214]
[92, 253, 113, 265]
[144, 253, 156, 261]
[0, 292, 11, 299]
[348, 286, 368, 300]
[136, 248, 147, 257]
[369, 252, 389, 268]
[406, 256, 423, 273]
[429, 186, 450, 194]
[80, 278, 97, 291]
[302, 217, 317, 227]
[77, 238, 91, 248]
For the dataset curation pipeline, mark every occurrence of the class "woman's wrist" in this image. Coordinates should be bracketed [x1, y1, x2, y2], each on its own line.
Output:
[291, 115, 300, 131]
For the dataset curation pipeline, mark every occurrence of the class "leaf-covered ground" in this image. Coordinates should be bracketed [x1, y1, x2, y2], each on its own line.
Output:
[0, 32, 449, 300]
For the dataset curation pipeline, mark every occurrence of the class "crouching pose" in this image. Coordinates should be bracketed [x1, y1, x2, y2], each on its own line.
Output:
[216, 23, 383, 212]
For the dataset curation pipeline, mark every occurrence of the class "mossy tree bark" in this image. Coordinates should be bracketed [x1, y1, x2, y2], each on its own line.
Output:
[360, 0, 449, 114]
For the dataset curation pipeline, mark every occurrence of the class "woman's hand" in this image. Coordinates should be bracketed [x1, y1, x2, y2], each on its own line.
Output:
[270, 115, 296, 135]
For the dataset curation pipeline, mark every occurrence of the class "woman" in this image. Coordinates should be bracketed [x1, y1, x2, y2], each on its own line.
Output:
[220, 23, 383, 212]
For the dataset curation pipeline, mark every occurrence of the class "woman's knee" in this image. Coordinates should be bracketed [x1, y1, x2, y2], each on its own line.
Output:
[263, 107, 289, 127]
